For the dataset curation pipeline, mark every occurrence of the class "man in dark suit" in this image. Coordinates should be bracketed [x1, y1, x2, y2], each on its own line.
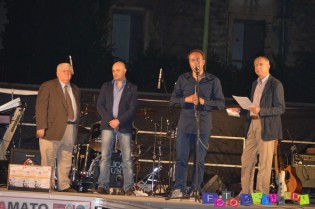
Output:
[229, 56, 285, 195]
[36, 62, 80, 192]
[96, 61, 138, 196]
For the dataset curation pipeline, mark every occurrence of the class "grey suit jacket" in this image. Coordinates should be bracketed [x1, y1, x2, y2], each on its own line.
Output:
[245, 75, 285, 140]
[36, 78, 80, 141]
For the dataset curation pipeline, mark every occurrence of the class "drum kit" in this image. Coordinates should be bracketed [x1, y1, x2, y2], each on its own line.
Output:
[70, 121, 142, 192]
[69, 107, 177, 196]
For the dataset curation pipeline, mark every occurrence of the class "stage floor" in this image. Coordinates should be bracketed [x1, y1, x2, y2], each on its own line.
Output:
[1, 188, 314, 209]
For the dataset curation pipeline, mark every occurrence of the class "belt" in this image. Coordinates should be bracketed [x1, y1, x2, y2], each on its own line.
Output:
[66, 121, 77, 124]
[251, 115, 259, 120]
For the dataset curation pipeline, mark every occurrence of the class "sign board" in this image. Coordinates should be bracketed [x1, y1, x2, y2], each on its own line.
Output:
[8, 164, 52, 192]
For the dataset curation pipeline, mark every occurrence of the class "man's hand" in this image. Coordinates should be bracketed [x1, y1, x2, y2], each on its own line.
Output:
[249, 106, 260, 114]
[37, 129, 45, 138]
[227, 107, 241, 113]
[109, 119, 120, 129]
[185, 93, 204, 105]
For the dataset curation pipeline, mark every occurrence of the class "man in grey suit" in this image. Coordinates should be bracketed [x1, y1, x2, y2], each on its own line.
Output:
[36, 62, 80, 192]
[229, 56, 285, 195]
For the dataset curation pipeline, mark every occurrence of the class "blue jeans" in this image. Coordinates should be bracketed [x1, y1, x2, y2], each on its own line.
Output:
[97, 130, 134, 191]
[173, 129, 210, 192]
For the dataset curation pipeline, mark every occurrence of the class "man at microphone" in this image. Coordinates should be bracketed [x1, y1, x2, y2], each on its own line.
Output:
[169, 49, 225, 198]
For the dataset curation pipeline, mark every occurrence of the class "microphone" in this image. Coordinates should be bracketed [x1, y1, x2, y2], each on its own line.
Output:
[157, 68, 163, 89]
[69, 55, 74, 75]
[194, 65, 199, 73]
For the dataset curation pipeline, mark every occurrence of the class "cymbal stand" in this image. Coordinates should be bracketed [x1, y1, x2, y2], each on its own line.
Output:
[144, 113, 165, 195]
[167, 119, 176, 194]
[132, 126, 141, 183]
[151, 122, 158, 193]
[153, 117, 164, 195]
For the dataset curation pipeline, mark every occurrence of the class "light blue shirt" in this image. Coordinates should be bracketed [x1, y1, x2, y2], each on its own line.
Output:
[112, 79, 126, 118]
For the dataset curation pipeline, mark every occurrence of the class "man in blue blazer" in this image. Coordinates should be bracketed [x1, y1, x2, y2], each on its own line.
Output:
[96, 61, 138, 196]
[229, 56, 285, 195]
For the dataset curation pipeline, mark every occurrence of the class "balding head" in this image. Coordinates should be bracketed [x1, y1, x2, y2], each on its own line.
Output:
[112, 61, 127, 81]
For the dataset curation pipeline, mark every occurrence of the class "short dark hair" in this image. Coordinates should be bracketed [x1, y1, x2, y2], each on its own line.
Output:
[113, 59, 127, 69]
[188, 49, 205, 60]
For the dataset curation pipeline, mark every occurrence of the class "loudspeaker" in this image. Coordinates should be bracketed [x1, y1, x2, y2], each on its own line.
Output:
[0, 160, 8, 185]
[10, 148, 41, 165]
[202, 174, 225, 194]
[295, 165, 315, 188]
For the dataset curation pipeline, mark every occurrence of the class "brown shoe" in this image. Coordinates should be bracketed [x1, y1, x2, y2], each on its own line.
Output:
[96, 187, 110, 194]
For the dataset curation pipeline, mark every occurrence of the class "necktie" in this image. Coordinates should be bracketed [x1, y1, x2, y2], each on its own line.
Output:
[64, 85, 75, 120]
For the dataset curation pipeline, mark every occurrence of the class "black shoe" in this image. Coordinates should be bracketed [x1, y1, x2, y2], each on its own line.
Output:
[96, 187, 110, 194]
[124, 188, 135, 196]
[60, 187, 77, 193]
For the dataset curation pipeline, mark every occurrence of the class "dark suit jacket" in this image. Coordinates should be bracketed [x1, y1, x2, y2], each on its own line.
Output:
[97, 80, 138, 133]
[245, 75, 285, 140]
[36, 78, 80, 141]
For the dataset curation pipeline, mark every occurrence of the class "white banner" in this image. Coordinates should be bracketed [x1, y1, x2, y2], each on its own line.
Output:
[0, 194, 92, 209]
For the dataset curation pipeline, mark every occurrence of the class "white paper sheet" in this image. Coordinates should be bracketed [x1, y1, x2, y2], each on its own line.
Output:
[232, 95, 253, 110]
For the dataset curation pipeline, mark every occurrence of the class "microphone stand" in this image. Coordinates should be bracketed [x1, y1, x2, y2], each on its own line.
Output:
[162, 76, 169, 95]
[192, 70, 201, 202]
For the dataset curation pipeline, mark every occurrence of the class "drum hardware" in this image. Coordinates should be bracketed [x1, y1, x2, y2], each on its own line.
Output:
[89, 121, 102, 152]
[71, 121, 142, 192]
[136, 108, 156, 117]
[77, 125, 90, 145]
[88, 121, 124, 153]
[71, 144, 99, 179]
[167, 125, 177, 194]
[164, 105, 178, 195]
[70, 145, 79, 182]
[142, 112, 167, 196]
[70, 121, 140, 192]
[136, 166, 163, 195]
[89, 139, 102, 153]
[54, 159, 58, 191]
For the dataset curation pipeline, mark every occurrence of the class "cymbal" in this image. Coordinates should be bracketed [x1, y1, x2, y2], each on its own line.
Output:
[89, 139, 101, 152]
[77, 125, 90, 144]
[136, 108, 156, 116]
